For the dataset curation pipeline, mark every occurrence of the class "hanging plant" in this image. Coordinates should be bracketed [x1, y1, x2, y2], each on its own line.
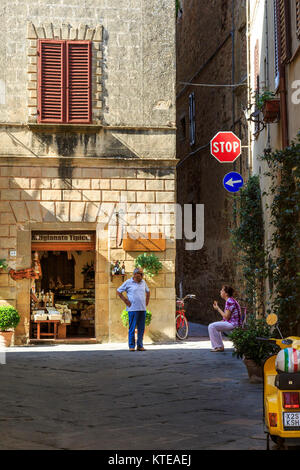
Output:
[135, 253, 163, 278]
[256, 90, 276, 111]
[121, 309, 152, 328]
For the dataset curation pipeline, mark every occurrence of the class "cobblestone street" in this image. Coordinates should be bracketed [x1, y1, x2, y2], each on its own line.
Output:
[0, 329, 266, 450]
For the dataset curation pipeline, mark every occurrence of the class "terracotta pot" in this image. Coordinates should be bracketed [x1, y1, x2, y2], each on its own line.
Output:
[0, 331, 13, 347]
[243, 358, 263, 379]
[262, 99, 280, 123]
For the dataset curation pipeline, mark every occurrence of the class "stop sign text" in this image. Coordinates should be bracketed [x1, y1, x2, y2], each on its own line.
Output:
[210, 131, 242, 163]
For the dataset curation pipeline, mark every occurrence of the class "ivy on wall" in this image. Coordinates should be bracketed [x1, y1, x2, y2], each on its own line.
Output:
[230, 175, 267, 315]
[260, 136, 300, 335]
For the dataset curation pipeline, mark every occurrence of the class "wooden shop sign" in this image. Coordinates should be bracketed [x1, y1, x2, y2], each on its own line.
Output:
[31, 232, 95, 251]
[123, 233, 166, 252]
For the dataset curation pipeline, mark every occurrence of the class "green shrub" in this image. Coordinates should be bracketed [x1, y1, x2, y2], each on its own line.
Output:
[260, 138, 300, 335]
[135, 253, 162, 278]
[230, 174, 267, 315]
[0, 306, 20, 331]
[121, 309, 152, 328]
[0, 259, 8, 270]
[228, 315, 278, 366]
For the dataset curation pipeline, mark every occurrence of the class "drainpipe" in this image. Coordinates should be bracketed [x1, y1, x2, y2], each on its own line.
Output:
[231, 0, 237, 226]
[246, 0, 252, 174]
[232, 0, 236, 173]
[265, 0, 271, 150]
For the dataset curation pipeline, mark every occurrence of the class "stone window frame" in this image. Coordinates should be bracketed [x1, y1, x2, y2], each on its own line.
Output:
[27, 22, 103, 124]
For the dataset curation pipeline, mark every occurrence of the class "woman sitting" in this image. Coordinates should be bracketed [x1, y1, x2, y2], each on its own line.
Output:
[208, 285, 242, 352]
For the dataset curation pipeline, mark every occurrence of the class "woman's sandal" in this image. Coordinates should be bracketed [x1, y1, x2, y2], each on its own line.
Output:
[210, 348, 225, 352]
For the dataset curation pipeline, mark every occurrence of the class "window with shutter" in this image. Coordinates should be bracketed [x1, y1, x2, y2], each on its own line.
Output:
[277, 0, 291, 65]
[38, 40, 91, 124]
[66, 42, 91, 123]
[38, 40, 65, 123]
[296, 0, 300, 39]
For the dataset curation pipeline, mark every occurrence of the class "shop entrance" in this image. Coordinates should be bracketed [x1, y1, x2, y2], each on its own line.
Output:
[30, 231, 96, 341]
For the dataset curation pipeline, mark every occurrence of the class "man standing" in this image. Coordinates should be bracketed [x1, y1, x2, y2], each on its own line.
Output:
[117, 268, 150, 351]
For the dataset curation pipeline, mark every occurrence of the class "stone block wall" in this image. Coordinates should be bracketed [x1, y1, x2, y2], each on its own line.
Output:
[0, 0, 176, 127]
[0, 160, 176, 344]
[0, 0, 177, 344]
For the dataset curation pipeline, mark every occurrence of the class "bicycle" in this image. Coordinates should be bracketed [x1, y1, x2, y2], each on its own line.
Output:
[176, 294, 196, 340]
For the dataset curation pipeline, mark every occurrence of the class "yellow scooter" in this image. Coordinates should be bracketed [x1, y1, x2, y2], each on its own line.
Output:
[257, 314, 300, 450]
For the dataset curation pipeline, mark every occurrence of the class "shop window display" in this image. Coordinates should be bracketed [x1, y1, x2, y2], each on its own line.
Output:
[30, 250, 95, 340]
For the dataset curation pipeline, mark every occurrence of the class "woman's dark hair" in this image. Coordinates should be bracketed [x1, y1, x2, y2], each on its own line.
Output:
[222, 285, 234, 297]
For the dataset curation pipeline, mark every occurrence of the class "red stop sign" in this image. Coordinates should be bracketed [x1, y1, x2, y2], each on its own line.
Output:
[210, 131, 241, 163]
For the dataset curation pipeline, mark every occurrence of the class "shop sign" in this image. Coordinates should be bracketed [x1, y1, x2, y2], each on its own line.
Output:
[32, 233, 93, 243]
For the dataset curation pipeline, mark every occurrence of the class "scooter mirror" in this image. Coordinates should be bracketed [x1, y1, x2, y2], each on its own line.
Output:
[266, 313, 278, 326]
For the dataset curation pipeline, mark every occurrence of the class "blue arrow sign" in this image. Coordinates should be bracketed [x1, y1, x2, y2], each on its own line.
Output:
[223, 172, 244, 193]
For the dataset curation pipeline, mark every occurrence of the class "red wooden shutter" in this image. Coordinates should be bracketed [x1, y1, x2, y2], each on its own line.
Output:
[296, 1, 300, 39]
[277, 0, 291, 64]
[66, 41, 91, 123]
[38, 40, 65, 123]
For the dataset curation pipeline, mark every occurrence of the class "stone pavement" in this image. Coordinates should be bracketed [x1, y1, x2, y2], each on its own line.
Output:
[0, 325, 266, 450]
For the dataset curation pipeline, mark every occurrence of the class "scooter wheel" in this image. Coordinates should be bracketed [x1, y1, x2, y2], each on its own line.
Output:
[270, 435, 279, 444]
[270, 435, 286, 450]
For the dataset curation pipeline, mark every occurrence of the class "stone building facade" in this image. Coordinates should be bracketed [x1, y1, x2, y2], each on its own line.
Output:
[176, 0, 248, 323]
[0, 0, 176, 345]
[247, 0, 300, 304]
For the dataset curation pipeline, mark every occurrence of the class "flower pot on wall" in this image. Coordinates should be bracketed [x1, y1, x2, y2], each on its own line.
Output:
[262, 99, 280, 123]
[0, 330, 13, 347]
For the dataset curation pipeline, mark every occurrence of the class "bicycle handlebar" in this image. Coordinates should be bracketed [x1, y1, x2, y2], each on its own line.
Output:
[176, 294, 196, 302]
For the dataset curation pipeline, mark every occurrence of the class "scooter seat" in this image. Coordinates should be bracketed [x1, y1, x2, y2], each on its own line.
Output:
[275, 372, 300, 390]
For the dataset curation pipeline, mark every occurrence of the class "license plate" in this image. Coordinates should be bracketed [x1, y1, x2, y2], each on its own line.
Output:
[283, 412, 300, 429]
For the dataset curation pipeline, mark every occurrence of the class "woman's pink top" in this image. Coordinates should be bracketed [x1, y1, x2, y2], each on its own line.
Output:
[224, 297, 242, 327]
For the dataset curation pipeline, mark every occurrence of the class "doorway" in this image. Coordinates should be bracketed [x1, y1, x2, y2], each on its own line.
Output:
[30, 231, 96, 340]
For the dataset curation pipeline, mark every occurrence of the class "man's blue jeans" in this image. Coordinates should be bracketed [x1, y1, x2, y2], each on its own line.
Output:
[128, 310, 146, 349]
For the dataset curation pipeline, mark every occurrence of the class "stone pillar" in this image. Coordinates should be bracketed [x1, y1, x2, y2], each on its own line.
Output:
[95, 226, 109, 342]
[15, 228, 31, 345]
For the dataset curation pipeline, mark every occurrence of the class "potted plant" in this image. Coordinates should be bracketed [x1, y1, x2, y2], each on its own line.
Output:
[134, 253, 163, 278]
[0, 306, 20, 347]
[0, 259, 8, 271]
[256, 90, 280, 123]
[121, 309, 152, 328]
[228, 315, 278, 381]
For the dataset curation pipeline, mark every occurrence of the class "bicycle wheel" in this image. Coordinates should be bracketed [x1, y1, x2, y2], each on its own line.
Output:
[176, 314, 189, 340]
